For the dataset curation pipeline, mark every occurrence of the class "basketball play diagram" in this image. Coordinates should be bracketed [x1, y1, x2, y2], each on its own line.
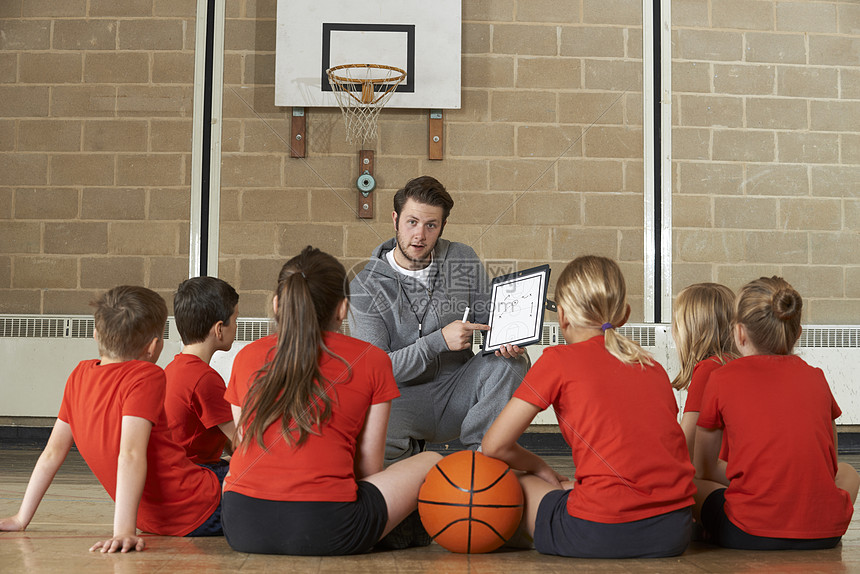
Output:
[487, 275, 543, 348]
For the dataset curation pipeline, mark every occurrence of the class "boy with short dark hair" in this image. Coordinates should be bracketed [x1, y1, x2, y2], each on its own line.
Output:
[0, 286, 223, 552]
[164, 277, 238, 469]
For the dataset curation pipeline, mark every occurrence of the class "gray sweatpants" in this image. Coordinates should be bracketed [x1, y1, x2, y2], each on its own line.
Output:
[384, 351, 529, 463]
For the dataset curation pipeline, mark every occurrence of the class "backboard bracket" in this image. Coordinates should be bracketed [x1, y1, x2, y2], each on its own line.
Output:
[357, 150, 375, 219]
[429, 109, 443, 160]
[290, 107, 306, 158]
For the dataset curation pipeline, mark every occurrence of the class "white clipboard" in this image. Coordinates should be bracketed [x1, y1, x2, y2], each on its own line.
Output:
[482, 265, 551, 355]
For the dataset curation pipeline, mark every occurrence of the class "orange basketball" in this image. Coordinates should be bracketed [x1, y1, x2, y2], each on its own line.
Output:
[418, 450, 524, 554]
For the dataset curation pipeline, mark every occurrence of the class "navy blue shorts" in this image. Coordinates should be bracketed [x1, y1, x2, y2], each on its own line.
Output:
[221, 481, 389, 555]
[701, 488, 842, 550]
[185, 460, 229, 537]
[534, 489, 692, 558]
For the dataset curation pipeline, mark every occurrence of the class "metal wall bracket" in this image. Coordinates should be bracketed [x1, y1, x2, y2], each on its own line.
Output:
[429, 109, 443, 160]
[290, 107, 306, 158]
[358, 150, 374, 219]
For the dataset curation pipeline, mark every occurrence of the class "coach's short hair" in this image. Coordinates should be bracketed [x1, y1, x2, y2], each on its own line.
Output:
[393, 176, 454, 222]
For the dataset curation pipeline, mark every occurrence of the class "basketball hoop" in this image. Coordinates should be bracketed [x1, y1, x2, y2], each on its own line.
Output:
[326, 63, 406, 146]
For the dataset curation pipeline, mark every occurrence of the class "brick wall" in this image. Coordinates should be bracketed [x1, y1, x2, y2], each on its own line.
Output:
[673, 0, 860, 322]
[2, 0, 858, 323]
[0, 0, 196, 313]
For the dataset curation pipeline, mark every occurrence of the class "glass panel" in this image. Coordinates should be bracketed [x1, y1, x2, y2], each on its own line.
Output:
[672, 0, 860, 324]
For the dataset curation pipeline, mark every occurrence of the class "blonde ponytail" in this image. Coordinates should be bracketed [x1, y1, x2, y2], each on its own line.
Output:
[556, 256, 653, 367]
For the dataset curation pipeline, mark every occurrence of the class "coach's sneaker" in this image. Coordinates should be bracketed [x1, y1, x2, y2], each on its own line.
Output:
[376, 510, 431, 550]
[411, 511, 432, 547]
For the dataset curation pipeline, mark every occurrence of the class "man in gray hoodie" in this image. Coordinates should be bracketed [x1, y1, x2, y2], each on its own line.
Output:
[349, 176, 529, 462]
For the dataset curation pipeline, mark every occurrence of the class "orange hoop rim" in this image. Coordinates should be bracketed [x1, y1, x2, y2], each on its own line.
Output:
[326, 63, 407, 86]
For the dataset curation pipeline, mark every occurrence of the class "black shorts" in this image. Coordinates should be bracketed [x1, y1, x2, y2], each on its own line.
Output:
[534, 489, 692, 558]
[185, 461, 229, 537]
[221, 481, 389, 555]
[701, 488, 842, 550]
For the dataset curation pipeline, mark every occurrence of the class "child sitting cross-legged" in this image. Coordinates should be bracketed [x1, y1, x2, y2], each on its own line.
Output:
[671, 282, 737, 464]
[693, 276, 860, 549]
[0, 286, 223, 552]
[221, 246, 442, 555]
[482, 255, 696, 559]
[164, 276, 239, 476]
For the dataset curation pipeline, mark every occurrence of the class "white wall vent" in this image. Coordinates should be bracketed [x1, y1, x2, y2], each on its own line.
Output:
[798, 328, 860, 348]
[617, 325, 657, 347]
[474, 323, 658, 348]
[235, 319, 274, 342]
[0, 316, 93, 339]
[2, 316, 859, 426]
[0, 315, 170, 340]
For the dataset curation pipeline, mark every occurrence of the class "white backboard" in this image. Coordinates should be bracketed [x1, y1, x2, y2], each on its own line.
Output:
[275, 0, 461, 109]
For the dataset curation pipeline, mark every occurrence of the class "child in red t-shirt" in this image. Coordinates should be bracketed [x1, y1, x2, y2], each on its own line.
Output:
[671, 282, 736, 464]
[482, 255, 695, 559]
[164, 276, 238, 469]
[0, 286, 223, 552]
[694, 276, 860, 549]
[220, 246, 441, 556]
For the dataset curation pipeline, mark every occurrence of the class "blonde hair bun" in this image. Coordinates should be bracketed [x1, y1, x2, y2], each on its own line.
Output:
[736, 276, 802, 355]
[772, 287, 802, 322]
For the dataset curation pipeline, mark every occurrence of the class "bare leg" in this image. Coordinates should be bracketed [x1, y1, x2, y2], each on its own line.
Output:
[716, 460, 730, 486]
[692, 477, 726, 523]
[836, 462, 860, 503]
[361, 451, 442, 537]
[518, 473, 562, 538]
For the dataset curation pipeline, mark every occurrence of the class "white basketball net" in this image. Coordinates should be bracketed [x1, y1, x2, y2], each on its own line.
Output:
[326, 64, 406, 146]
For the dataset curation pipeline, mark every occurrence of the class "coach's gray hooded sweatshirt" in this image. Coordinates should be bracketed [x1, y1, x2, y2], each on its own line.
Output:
[348, 238, 492, 387]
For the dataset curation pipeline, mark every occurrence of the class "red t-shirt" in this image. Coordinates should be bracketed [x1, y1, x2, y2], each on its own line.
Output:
[164, 353, 233, 464]
[684, 356, 730, 460]
[58, 360, 221, 536]
[224, 332, 399, 502]
[514, 335, 695, 524]
[698, 354, 853, 538]
[683, 357, 724, 413]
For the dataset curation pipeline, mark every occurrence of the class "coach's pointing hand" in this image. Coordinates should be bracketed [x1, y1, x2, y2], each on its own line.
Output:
[442, 320, 488, 351]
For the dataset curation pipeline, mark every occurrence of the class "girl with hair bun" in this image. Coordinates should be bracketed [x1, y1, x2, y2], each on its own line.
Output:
[671, 283, 737, 464]
[220, 246, 441, 555]
[483, 255, 695, 559]
[694, 276, 859, 550]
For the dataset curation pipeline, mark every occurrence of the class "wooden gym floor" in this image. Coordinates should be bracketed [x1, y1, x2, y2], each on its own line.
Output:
[2, 447, 860, 573]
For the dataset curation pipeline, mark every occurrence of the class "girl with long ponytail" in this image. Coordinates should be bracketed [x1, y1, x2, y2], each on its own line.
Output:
[221, 246, 441, 555]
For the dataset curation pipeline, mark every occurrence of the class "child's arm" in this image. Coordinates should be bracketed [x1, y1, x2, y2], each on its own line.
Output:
[482, 398, 568, 488]
[231, 405, 243, 443]
[354, 401, 390, 480]
[694, 426, 728, 485]
[679, 412, 699, 462]
[0, 419, 73, 531]
[89, 415, 151, 553]
[217, 420, 236, 455]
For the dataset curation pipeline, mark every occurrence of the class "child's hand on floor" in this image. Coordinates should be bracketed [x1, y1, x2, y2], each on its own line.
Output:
[0, 515, 27, 531]
[89, 535, 146, 553]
